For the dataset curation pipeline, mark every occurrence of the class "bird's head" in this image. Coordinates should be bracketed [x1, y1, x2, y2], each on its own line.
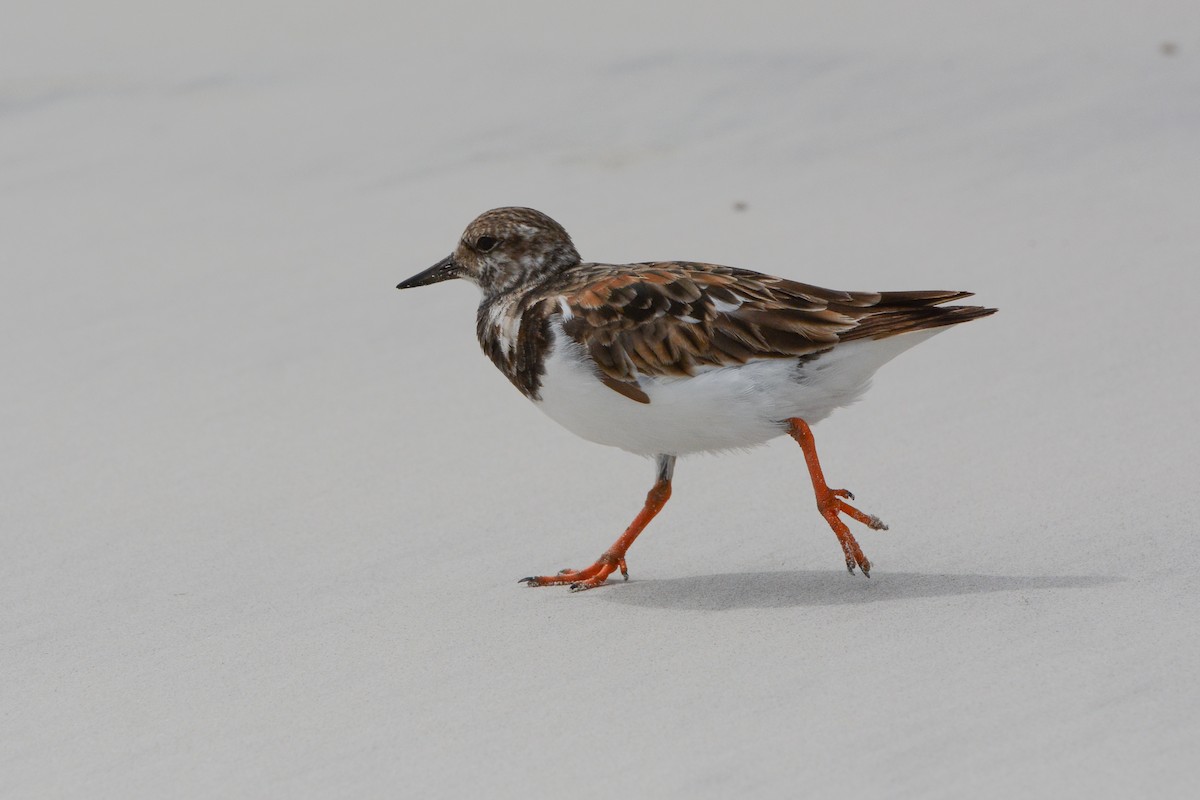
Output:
[397, 207, 581, 298]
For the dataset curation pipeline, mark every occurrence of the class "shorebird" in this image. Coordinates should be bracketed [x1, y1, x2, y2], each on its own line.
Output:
[397, 207, 994, 590]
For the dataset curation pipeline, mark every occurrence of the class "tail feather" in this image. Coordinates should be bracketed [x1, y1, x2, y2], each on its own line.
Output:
[874, 289, 975, 307]
[843, 291, 996, 341]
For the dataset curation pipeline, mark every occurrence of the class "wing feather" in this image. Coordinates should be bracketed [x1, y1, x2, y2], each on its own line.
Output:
[546, 262, 994, 402]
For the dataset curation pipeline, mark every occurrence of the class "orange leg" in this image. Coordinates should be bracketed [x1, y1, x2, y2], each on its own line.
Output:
[787, 418, 888, 577]
[521, 455, 675, 592]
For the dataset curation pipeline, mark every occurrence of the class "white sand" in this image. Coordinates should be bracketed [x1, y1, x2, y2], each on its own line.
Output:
[3, 1, 1198, 797]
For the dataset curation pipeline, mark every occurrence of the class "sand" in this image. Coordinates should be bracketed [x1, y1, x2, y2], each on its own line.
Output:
[3, 1, 1198, 797]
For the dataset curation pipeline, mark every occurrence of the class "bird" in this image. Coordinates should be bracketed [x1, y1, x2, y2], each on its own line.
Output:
[397, 207, 995, 591]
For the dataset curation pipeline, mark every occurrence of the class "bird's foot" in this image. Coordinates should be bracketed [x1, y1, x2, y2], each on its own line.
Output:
[817, 487, 888, 577]
[519, 553, 627, 592]
[786, 418, 887, 578]
[519, 470, 670, 593]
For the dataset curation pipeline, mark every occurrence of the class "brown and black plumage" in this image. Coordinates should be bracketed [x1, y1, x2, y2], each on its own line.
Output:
[539, 262, 993, 403]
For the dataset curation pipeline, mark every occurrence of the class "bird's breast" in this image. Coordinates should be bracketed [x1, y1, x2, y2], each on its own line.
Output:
[476, 295, 551, 400]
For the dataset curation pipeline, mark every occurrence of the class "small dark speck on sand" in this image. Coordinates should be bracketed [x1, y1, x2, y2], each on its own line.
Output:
[1161, 41, 1178, 56]
[732, 201, 748, 212]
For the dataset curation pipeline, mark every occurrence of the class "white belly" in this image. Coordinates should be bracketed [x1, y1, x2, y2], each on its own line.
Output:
[534, 323, 939, 457]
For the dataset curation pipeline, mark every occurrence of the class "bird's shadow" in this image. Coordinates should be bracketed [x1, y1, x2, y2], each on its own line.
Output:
[601, 570, 1120, 611]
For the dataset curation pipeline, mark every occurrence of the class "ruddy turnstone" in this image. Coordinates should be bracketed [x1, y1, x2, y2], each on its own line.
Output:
[397, 207, 995, 590]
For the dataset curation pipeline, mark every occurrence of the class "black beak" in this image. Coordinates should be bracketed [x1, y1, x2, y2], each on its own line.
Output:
[396, 255, 461, 290]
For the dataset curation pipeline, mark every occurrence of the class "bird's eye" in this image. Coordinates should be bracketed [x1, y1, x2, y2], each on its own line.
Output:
[475, 236, 499, 252]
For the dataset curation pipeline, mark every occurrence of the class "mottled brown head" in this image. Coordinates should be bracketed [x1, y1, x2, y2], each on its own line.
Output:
[398, 207, 582, 298]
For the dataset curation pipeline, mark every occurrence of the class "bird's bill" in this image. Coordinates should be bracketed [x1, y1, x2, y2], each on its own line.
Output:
[396, 255, 461, 289]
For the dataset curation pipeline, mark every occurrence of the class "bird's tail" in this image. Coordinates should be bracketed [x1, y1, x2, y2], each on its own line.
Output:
[842, 290, 997, 341]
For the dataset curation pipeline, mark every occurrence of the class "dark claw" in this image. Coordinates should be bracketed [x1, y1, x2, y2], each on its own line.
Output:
[519, 577, 537, 585]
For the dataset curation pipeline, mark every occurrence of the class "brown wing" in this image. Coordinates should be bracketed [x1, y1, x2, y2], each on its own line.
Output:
[547, 262, 994, 403]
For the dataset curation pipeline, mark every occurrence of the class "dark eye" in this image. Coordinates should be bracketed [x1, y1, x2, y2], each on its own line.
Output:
[475, 236, 499, 252]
